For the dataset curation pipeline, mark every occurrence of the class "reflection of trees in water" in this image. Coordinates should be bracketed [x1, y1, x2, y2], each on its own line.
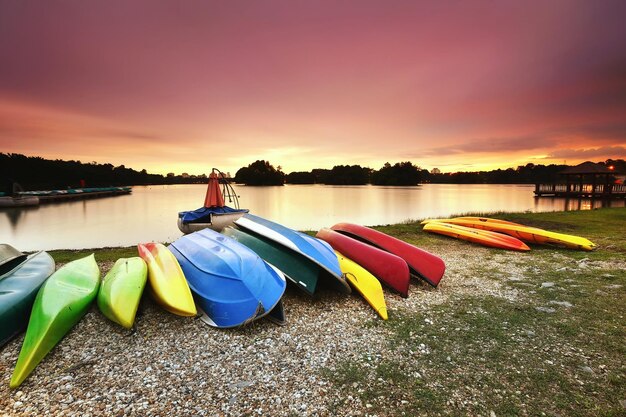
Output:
[3, 206, 39, 230]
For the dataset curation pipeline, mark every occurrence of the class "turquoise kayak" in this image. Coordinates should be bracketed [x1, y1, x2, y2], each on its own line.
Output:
[0, 251, 55, 347]
[10, 254, 100, 388]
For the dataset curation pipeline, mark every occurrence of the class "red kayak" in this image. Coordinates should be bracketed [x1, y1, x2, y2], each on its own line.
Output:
[331, 223, 445, 287]
[316, 228, 410, 297]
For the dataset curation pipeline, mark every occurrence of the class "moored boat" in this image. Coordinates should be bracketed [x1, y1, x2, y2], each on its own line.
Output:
[316, 228, 410, 297]
[331, 223, 446, 287]
[169, 228, 287, 328]
[97, 257, 148, 328]
[0, 250, 55, 347]
[137, 243, 197, 316]
[10, 254, 100, 388]
[0, 196, 39, 208]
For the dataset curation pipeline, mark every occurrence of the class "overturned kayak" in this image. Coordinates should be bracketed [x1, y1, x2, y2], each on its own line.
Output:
[222, 226, 319, 296]
[335, 251, 388, 320]
[0, 251, 55, 347]
[169, 228, 287, 328]
[316, 228, 410, 297]
[10, 254, 100, 388]
[421, 217, 596, 251]
[331, 223, 445, 287]
[235, 214, 351, 294]
[137, 243, 197, 317]
[423, 222, 530, 251]
[97, 257, 148, 328]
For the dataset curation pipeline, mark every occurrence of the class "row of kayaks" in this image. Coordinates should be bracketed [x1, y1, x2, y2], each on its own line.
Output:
[2, 213, 447, 388]
[421, 216, 596, 251]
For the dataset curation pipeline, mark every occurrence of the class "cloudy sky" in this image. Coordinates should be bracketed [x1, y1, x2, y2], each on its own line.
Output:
[1, 0, 625, 175]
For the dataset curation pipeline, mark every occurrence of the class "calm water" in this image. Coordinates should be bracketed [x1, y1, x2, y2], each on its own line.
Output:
[1, 184, 623, 251]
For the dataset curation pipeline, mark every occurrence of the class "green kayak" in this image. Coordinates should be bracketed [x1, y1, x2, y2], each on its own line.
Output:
[0, 251, 56, 347]
[222, 226, 319, 296]
[10, 254, 100, 388]
[97, 257, 147, 329]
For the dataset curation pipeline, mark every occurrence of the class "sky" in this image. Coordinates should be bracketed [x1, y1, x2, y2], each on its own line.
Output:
[1, 0, 625, 175]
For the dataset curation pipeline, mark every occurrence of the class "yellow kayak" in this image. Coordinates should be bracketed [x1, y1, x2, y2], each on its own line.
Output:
[421, 217, 596, 251]
[335, 251, 388, 320]
[137, 243, 197, 316]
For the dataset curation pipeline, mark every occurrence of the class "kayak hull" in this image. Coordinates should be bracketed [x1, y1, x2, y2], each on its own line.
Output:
[235, 214, 350, 294]
[137, 243, 197, 316]
[423, 222, 530, 251]
[97, 257, 148, 328]
[0, 251, 55, 347]
[316, 228, 410, 297]
[222, 226, 319, 296]
[335, 251, 388, 319]
[169, 228, 286, 328]
[10, 254, 100, 388]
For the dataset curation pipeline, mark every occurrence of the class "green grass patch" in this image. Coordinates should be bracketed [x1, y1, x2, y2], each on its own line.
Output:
[48, 246, 138, 263]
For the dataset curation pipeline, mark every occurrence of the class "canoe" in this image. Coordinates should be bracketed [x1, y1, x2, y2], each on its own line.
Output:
[10, 254, 100, 388]
[335, 251, 388, 320]
[97, 257, 148, 328]
[0, 243, 28, 276]
[222, 226, 319, 296]
[137, 243, 197, 316]
[0, 251, 55, 347]
[177, 206, 250, 234]
[331, 223, 445, 287]
[169, 228, 287, 328]
[420, 217, 596, 251]
[235, 214, 351, 294]
[423, 222, 531, 251]
[316, 228, 410, 297]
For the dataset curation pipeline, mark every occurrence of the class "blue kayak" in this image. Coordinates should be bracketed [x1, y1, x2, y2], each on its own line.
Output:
[169, 228, 287, 328]
[234, 214, 351, 294]
[0, 251, 55, 347]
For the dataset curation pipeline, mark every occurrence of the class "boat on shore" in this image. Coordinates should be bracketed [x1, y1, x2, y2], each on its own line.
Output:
[178, 169, 248, 233]
[0, 195, 40, 208]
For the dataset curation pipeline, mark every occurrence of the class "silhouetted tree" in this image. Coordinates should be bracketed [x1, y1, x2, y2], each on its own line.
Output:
[371, 161, 424, 185]
[234, 160, 285, 185]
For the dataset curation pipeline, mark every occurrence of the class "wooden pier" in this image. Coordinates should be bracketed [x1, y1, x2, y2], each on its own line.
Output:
[534, 183, 626, 198]
[17, 187, 132, 205]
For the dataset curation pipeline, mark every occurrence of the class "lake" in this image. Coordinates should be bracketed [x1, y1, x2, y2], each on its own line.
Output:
[1, 183, 623, 251]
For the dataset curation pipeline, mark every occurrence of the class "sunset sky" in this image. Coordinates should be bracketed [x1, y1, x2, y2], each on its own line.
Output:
[1, 1, 625, 175]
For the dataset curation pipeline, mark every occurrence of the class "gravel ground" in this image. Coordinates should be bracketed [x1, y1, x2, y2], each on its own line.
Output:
[0, 245, 519, 416]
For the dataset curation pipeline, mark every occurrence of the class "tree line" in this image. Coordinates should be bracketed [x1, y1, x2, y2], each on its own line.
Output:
[2, 153, 624, 190]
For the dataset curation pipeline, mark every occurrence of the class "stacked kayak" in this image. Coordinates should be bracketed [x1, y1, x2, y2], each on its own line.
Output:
[316, 228, 410, 297]
[0, 250, 55, 347]
[331, 223, 446, 287]
[235, 214, 351, 294]
[11, 254, 100, 388]
[421, 217, 596, 251]
[222, 226, 319, 296]
[169, 228, 287, 328]
[138, 243, 197, 316]
[97, 257, 148, 328]
[423, 222, 530, 251]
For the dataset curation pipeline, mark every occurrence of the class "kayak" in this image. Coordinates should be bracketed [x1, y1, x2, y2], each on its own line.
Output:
[97, 257, 148, 328]
[10, 254, 100, 388]
[331, 223, 445, 287]
[0, 251, 55, 347]
[137, 243, 197, 316]
[222, 226, 319, 296]
[0, 243, 28, 275]
[335, 251, 388, 320]
[420, 217, 596, 251]
[235, 214, 351, 294]
[316, 228, 410, 297]
[423, 222, 530, 251]
[169, 228, 287, 328]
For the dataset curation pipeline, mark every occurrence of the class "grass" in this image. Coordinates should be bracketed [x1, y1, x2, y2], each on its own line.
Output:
[48, 246, 138, 263]
[323, 207, 626, 416]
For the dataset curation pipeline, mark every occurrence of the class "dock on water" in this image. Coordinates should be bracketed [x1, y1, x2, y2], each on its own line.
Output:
[18, 186, 132, 204]
[534, 161, 625, 198]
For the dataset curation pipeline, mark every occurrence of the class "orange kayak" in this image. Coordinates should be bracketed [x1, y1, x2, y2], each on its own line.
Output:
[423, 222, 530, 251]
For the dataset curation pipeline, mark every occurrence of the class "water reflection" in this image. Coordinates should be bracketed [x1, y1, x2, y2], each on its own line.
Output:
[1, 184, 624, 251]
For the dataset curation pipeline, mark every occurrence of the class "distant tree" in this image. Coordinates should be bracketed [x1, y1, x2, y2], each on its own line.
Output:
[286, 171, 316, 184]
[324, 165, 371, 185]
[234, 160, 285, 185]
[371, 161, 423, 185]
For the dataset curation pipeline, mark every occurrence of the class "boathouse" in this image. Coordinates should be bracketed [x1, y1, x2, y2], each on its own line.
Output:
[534, 161, 625, 198]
